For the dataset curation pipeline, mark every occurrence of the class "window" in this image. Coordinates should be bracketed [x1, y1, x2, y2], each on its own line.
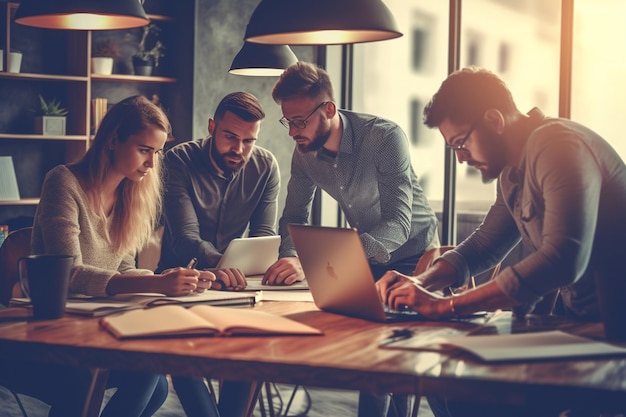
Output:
[571, 0, 626, 162]
[329, 0, 561, 242]
[409, 98, 421, 146]
[498, 41, 510, 73]
[411, 28, 427, 71]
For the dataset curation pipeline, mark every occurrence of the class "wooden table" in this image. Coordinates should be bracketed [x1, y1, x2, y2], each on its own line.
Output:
[0, 301, 625, 415]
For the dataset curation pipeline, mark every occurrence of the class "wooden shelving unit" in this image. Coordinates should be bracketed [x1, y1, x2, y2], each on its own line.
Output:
[0, 1, 181, 213]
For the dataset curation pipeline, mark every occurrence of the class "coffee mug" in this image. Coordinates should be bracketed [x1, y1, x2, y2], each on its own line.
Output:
[18, 254, 73, 320]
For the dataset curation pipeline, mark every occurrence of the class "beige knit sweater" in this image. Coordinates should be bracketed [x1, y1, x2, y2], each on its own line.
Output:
[32, 165, 153, 297]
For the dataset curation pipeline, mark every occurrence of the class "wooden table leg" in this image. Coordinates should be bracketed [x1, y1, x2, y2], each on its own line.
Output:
[81, 368, 110, 417]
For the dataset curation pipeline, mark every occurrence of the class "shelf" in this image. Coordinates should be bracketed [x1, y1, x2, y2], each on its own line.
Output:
[0, 133, 89, 141]
[0, 72, 89, 82]
[0, 198, 39, 206]
[90, 74, 176, 83]
[0, 1, 185, 223]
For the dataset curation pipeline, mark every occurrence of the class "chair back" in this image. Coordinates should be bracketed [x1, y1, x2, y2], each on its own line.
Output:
[0, 227, 33, 306]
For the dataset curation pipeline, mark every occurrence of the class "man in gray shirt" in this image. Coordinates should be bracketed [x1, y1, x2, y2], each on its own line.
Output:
[264, 62, 439, 288]
[157, 91, 280, 290]
[157, 92, 280, 417]
[264, 61, 439, 417]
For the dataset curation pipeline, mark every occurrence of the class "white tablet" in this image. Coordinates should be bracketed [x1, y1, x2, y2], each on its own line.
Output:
[216, 235, 280, 276]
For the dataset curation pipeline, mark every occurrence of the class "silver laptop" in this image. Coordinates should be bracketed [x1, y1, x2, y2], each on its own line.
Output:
[288, 224, 425, 323]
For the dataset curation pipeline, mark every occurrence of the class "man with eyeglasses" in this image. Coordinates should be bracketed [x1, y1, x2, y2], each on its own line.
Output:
[264, 61, 439, 417]
[376, 66, 626, 417]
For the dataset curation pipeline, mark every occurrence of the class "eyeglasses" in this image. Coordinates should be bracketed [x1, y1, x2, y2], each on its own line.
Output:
[446, 122, 476, 152]
[279, 101, 328, 129]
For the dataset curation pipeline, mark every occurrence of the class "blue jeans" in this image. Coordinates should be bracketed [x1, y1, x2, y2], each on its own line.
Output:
[102, 371, 168, 417]
[357, 256, 419, 417]
[428, 397, 571, 417]
[172, 376, 252, 417]
[0, 359, 167, 417]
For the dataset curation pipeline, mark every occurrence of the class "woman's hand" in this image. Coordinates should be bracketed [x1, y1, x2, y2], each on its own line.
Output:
[159, 267, 215, 296]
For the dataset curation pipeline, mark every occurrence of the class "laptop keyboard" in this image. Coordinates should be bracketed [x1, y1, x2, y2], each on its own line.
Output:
[383, 304, 424, 321]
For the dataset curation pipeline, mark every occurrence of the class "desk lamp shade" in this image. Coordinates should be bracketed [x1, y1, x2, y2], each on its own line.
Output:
[244, 0, 402, 45]
[14, 0, 149, 30]
[229, 42, 298, 76]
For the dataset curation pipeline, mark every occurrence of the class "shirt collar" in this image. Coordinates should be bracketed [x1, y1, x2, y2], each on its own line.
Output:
[337, 111, 354, 155]
[204, 136, 235, 180]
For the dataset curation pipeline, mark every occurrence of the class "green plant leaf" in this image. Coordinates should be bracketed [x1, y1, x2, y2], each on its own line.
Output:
[38, 95, 69, 117]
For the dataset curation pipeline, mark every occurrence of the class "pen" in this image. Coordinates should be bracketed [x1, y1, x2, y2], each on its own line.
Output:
[186, 258, 197, 269]
[380, 328, 413, 346]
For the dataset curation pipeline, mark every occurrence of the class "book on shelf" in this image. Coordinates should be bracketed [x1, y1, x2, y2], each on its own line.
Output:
[100, 304, 323, 339]
[10, 291, 257, 317]
[91, 97, 108, 134]
[381, 329, 626, 362]
[0, 156, 20, 201]
[0, 225, 8, 248]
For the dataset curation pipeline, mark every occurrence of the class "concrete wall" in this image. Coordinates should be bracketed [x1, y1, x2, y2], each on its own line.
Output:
[192, 0, 317, 220]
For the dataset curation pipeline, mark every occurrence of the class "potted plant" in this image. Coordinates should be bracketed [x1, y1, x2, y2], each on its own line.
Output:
[92, 39, 121, 75]
[35, 95, 68, 136]
[127, 23, 165, 76]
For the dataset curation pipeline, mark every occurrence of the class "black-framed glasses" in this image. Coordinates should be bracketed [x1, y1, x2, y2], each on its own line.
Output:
[279, 101, 328, 129]
[446, 122, 476, 152]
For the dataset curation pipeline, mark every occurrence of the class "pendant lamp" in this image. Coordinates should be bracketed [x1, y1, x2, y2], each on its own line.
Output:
[244, 0, 402, 45]
[14, 0, 149, 30]
[229, 42, 298, 76]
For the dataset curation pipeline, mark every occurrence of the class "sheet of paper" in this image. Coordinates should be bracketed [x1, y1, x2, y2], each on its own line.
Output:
[383, 329, 626, 362]
[244, 277, 309, 291]
[255, 290, 315, 302]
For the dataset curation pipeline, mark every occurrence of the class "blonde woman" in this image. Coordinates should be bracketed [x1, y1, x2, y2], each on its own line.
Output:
[4, 95, 216, 417]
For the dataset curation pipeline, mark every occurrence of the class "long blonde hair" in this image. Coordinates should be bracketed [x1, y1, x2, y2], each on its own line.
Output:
[73, 95, 171, 255]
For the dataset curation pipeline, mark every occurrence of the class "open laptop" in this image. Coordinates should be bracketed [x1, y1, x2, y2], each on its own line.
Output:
[287, 224, 426, 323]
[217, 235, 308, 291]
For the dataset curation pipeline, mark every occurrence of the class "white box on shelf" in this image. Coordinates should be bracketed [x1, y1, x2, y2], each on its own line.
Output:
[0, 156, 21, 200]
[35, 116, 66, 136]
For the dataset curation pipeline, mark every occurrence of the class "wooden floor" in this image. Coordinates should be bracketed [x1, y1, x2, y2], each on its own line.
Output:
[0, 381, 435, 417]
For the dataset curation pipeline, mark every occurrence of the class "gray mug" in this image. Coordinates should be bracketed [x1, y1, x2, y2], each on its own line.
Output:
[18, 254, 73, 320]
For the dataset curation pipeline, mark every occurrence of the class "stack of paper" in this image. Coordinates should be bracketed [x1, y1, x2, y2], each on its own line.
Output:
[10, 291, 257, 317]
[382, 330, 626, 362]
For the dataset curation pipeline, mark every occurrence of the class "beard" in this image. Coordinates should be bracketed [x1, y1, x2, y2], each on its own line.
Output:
[296, 123, 331, 154]
[473, 130, 507, 183]
[211, 141, 246, 174]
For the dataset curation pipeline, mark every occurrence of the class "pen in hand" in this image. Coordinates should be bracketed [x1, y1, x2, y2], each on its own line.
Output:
[186, 258, 198, 269]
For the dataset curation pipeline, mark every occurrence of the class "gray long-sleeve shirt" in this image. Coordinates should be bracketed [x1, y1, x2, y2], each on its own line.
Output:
[158, 137, 280, 271]
[279, 110, 438, 265]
